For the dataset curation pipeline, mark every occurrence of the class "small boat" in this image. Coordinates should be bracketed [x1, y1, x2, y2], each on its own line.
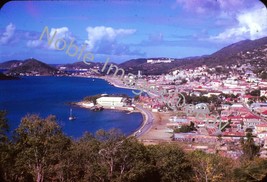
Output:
[69, 108, 76, 121]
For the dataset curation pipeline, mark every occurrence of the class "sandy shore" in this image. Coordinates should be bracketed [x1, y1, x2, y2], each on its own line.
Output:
[139, 111, 173, 145]
[100, 76, 135, 90]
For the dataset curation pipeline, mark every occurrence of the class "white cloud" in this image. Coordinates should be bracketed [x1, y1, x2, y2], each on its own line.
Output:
[47, 27, 73, 49]
[27, 26, 74, 49]
[0, 23, 16, 45]
[210, 6, 267, 42]
[84, 26, 136, 50]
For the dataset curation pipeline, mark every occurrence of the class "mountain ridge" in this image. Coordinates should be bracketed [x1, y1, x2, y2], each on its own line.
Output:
[6, 58, 58, 76]
[1, 36, 267, 75]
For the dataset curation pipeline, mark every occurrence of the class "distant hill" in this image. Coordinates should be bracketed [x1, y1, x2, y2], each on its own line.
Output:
[0, 60, 23, 69]
[119, 36, 267, 75]
[1, 36, 266, 76]
[57, 61, 105, 70]
[211, 37, 267, 59]
[119, 57, 204, 75]
[119, 58, 187, 75]
[7, 58, 58, 75]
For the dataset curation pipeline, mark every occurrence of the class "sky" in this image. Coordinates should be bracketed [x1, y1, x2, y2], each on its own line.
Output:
[0, 0, 266, 64]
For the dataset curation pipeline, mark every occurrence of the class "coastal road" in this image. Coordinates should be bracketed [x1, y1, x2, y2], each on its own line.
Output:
[134, 105, 154, 138]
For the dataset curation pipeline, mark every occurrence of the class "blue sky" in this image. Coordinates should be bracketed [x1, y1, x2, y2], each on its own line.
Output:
[0, 0, 266, 64]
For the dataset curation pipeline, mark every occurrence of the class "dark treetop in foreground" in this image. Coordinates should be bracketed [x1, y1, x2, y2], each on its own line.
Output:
[0, 112, 267, 182]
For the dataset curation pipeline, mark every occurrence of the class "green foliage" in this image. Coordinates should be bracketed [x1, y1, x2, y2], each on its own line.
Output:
[148, 144, 193, 182]
[234, 158, 267, 182]
[1, 112, 267, 182]
[83, 94, 102, 104]
[260, 96, 267, 102]
[183, 93, 221, 105]
[260, 71, 267, 80]
[247, 100, 253, 106]
[190, 150, 234, 182]
[134, 95, 140, 101]
[241, 132, 260, 160]
[249, 89, 260, 97]
[0, 110, 9, 144]
[174, 122, 196, 133]
[13, 114, 71, 182]
[181, 78, 187, 84]
[0, 111, 10, 182]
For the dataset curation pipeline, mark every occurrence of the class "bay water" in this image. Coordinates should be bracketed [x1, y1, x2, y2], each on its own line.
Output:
[0, 76, 143, 138]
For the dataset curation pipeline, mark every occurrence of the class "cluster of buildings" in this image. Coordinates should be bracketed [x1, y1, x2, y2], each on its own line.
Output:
[67, 48, 267, 158]
[146, 58, 174, 64]
[128, 62, 267, 158]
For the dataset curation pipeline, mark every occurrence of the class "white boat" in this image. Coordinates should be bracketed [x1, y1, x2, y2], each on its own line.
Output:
[69, 108, 76, 121]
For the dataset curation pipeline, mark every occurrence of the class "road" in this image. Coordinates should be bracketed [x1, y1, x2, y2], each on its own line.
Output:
[134, 105, 154, 138]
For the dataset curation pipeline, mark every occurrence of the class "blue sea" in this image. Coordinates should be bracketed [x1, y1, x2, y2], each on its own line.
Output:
[0, 76, 143, 138]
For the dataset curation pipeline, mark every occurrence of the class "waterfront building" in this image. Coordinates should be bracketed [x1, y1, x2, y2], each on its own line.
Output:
[96, 97, 125, 107]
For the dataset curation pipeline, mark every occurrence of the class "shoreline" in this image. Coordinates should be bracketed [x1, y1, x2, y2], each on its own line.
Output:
[65, 75, 169, 142]
[17, 75, 171, 143]
[74, 101, 139, 113]
[22, 75, 169, 142]
[98, 76, 173, 143]
[91, 76, 155, 138]
[73, 75, 154, 138]
[101, 76, 159, 97]
[74, 100, 148, 137]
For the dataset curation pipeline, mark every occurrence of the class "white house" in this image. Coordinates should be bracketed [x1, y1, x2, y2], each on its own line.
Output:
[96, 97, 125, 107]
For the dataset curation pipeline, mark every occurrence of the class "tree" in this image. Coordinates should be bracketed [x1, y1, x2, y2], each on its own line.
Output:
[234, 158, 267, 182]
[260, 71, 267, 80]
[0, 110, 10, 181]
[96, 128, 126, 181]
[95, 129, 158, 182]
[241, 131, 260, 160]
[181, 79, 187, 84]
[217, 134, 222, 143]
[117, 137, 159, 182]
[148, 144, 193, 182]
[61, 132, 102, 182]
[190, 150, 234, 182]
[13, 114, 70, 182]
[260, 96, 267, 102]
[0, 110, 9, 145]
[134, 95, 140, 101]
[250, 90, 260, 97]
[174, 122, 196, 133]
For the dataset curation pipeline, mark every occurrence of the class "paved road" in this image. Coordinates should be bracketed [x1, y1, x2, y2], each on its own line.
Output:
[134, 105, 154, 138]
